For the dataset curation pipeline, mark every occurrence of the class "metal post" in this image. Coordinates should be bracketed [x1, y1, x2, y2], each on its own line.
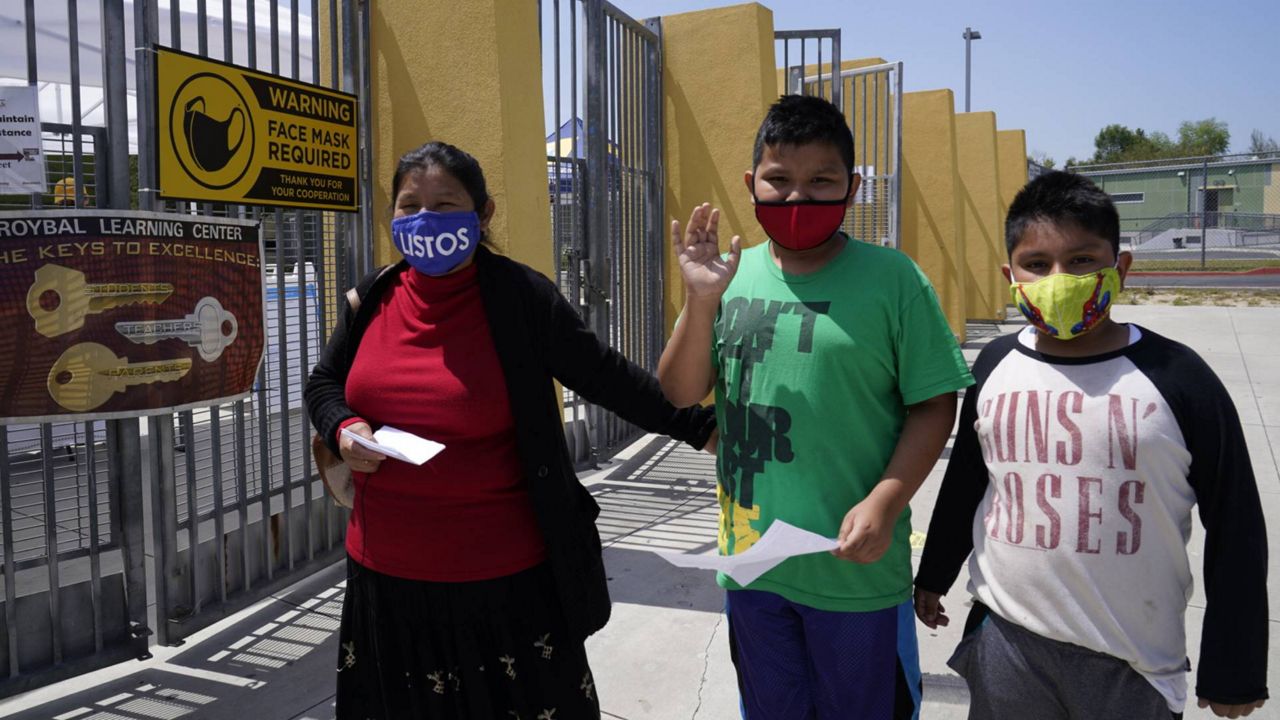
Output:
[963, 27, 981, 113]
[1201, 157, 1209, 269]
[583, 0, 608, 468]
[147, 416, 179, 646]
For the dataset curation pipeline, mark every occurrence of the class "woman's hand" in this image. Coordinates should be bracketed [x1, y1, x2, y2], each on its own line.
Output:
[674, 203, 741, 302]
[339, 421, 386, 474]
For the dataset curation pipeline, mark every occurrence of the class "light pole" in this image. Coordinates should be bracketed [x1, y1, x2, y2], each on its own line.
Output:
[963, 27, 982, 112]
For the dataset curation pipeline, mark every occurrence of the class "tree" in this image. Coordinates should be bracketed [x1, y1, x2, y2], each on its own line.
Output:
[1176, 118, 1229, 157]
[1249, 129, 1280, 155]
[1029, 149, 1055, 169]
[1092, 124, 1141, 164]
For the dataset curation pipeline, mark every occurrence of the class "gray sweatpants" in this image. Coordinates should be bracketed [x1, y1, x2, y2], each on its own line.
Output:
[947, 607, 1180, 720]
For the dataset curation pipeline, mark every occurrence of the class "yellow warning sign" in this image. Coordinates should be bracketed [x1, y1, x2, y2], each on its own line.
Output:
[156, 47, 358, 212]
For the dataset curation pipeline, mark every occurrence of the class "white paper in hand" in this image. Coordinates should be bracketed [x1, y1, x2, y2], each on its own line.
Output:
[655, 520, 838, 586]
[341, 425, 445, 466]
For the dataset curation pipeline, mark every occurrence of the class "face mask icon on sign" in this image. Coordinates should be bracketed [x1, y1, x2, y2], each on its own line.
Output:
[183, 97, 246, 173]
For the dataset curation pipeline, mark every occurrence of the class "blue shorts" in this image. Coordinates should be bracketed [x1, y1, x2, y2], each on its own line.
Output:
[727, 589, 921, 720]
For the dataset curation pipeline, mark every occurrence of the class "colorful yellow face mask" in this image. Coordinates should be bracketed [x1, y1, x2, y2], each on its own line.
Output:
[1009, 267, 1122, 340]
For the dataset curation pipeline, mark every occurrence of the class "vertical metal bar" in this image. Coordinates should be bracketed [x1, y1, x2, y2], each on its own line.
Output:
[583, 0, 607, 467]
[24, 0, 39, 209]
[180, 413, 200, 615]
[329, 0, 340, 86]
[291, 0, 300, 79]
[148, 417, 179, 645]
[554, 0, 562, 285]
[297, 215, 315, 562]
[1201, 158, 1209, 267]
[311, 0, 321, 84]
[609, 17, 620, 449]
[626, 28, 636, 373]
[197, 0, 209, 55]
[210, 407, 226, 604]
[135, 0, 160, 212]
[357, 0, 376, 278]
[783, 39, 789, 95]
[893, 63, 904, 249]
[40, 426, 62, 663]
[223, 0, 234, 61]
[170, 0, 182, 50]
[255, 297, 274, 581]
[85, 422, 103, 652]
[800, 39, 805, 95]
[247, 0, 257, 67]
[24, 0, 37, 84]
[66, 0, 86, 207]
[288, 2, 314, 564]
[0, 429, 18, 677]
[270, 0, 280, 74]
[645, 18, 663, 367]
[101, 0, 131, 210]
[861, 74, 868, 240]
[568, 0, 583, 462]
[830, 35, 842, 112]
[234, 402, 251, 590]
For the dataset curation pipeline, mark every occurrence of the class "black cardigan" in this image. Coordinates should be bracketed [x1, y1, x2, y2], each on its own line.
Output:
[304, 246, 716, 641]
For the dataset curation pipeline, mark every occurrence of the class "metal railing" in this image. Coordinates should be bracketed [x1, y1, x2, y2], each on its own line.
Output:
[791, 49, 904, 249]
[542, 0, 664, 467]
[0, 0, 374, 696]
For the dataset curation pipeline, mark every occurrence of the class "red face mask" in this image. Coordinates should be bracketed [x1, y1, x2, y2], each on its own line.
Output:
[752, 176, 853, 251]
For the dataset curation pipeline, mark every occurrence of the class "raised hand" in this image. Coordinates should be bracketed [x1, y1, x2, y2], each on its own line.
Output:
[673, 203, 741, 301]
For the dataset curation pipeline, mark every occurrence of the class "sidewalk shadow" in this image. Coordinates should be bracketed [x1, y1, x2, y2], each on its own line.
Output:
[590, 436, 726, 614]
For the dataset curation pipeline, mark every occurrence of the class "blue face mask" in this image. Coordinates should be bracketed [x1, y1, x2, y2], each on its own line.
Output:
[391, 210, 480, 276]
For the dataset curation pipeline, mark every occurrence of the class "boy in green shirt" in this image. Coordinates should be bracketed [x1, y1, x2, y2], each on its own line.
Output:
[658, 95, 972, 719]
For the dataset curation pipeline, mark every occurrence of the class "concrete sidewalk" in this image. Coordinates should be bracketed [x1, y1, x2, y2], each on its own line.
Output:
[2, 305, 1277, 719]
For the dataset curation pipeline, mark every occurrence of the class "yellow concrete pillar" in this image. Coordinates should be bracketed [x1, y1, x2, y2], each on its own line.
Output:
[661, 3, 777, 336]
[956, 112, 1005, 321]
[368, 1, 553, 278]
[901, 90, 966, 340]
[997, 128, 1029, 233]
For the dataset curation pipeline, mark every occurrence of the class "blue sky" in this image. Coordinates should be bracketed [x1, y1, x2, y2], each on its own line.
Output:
[564, 0, 1280, 164]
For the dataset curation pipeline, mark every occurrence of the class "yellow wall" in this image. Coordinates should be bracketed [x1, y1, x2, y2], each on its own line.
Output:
[997, 129, 1029, 231]
[368, 1, 552, 278]
[901, 90, 966, 340]
[956, 112, 1004, 321]
[661, 3, 777, 335]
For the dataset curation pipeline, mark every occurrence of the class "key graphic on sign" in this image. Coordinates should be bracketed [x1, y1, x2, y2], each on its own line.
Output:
[47, 342, 192, 412]
[26, 264, 174, 337]
[115, 296, 239, 362]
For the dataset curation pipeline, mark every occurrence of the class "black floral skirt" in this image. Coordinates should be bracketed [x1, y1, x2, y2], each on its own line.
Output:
[335, 556, 601, 720]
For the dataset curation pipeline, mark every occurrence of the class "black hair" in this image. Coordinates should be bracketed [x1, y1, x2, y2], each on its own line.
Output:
[1005, 171, 1120, 257]
[391, 142, 492, 240]
[752, 95, 856, 176]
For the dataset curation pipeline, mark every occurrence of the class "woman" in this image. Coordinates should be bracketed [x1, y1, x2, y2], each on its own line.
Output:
[305, 141, 716, 719]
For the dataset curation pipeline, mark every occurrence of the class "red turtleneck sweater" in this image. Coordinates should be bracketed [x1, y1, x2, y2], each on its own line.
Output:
[340, 263, 546, 581]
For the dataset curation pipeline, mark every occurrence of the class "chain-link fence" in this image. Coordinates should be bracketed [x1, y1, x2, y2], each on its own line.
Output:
[1071, 153, 1280, 254]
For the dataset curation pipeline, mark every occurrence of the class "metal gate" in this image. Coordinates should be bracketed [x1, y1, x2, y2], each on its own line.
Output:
[777, 31, 903, 248]
[0, 0, 374, 696]
[542, 0, 664, 467]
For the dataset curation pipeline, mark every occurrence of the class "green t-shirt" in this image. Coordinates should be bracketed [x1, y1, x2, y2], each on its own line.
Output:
[713, 236, 973, 612]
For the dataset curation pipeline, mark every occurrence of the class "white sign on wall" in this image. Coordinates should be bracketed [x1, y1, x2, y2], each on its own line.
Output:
[0, 86, 45, 193]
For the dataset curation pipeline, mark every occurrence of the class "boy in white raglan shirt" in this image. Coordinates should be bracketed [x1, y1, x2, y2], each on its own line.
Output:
[913, 171, 1268, 719]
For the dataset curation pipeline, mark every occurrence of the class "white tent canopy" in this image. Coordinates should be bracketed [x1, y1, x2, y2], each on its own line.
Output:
[0, 1, 317, 153]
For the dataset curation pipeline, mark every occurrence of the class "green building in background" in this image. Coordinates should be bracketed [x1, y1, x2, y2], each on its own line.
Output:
[1073, 154, 1280, 249]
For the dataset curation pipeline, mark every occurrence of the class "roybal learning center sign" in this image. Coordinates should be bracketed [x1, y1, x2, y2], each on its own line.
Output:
[155, 47, 358, 212]
[0, 211, 265, 423]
